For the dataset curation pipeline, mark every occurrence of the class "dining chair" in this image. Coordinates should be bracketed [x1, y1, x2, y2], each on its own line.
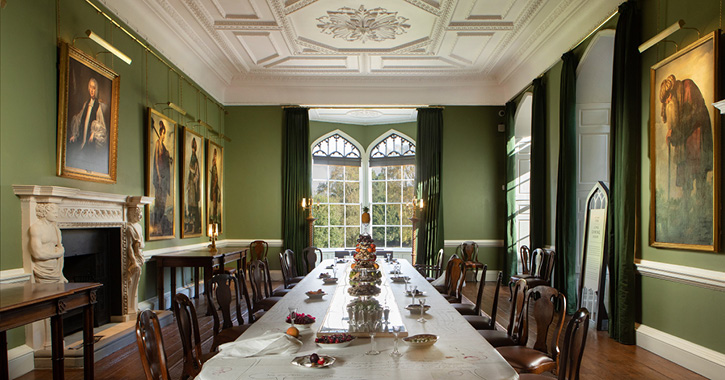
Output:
[135, 310, 171, 380]
[442, 256, 467, 303]
[172, 293, 217, 380]
[248, 259, 283, 314]
[458, 241, 484, 282]
[496, 286, 567, 375]
[520, 245, 531, 275]
[518, 308, 591, 380]
[415, 248, 444, 282]
[508, 248, 556, 300]
[279, 251, 302, 289]
[479, 278, 528, 347]
[206, 273, 253, 352]
[462, 271, 504, 331]
[451, 264, 488, 315]
[433, 253, 459, 294]
[302, 246, 322, 274]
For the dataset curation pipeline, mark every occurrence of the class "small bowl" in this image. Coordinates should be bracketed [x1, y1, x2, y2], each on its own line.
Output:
[306, 291, 327, 299]
[316, 336, 356, 348]
[403, 334, 438, 347]
[322, 277, 338, 284]
[291, 354, 335, 368]
[287, 321, 315, 330]
[405, 304, 431, 314]
[318, 273, 331, 279]
[390, 276, 410, 283]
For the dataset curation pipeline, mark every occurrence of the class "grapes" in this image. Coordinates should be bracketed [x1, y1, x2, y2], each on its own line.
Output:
[315, 334, 354, 344]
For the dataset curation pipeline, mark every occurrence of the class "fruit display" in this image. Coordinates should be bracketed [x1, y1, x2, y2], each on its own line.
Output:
[348, 269, 382, 286]
[346, 298, 382, 331]
[315, 334, 355, 344]
[286, 313, 315, 325]
[347, 233, 381, 297]
[286, 326, 300, 338]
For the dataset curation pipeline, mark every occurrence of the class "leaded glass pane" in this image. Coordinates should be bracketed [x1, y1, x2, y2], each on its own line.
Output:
[372, 182, 385, 203]
[312, 180, 328, 202]
[330, 227, 344, 247]
[345, 182, 359, 203]
[371, 167, 386, 180]
[372, 204, 385, 225]
[373, 227, 385, 243]
[329, 182, 344, 203]
[403, 180, 415, 202]
[312, 164, 327, 180]
[314, 204, 329, 225]
[387, 181, 401, 203]
[386, 227, 401, 247]
[345, 166, 359, 181]
[345, 205, 360, 226]
[329, 204, 344, 225]
[314, 227, 328, 248]
[330, 166, 344, 180]
[403, 165, 415, 179]
[386, 204, 400, 225]
[345, 228, 358, 247]
[387, 166, 401, 180]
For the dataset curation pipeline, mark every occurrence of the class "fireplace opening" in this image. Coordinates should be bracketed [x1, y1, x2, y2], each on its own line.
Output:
[61, 227, 122, 336]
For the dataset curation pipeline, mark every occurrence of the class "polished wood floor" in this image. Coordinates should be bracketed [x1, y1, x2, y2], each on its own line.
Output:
[17, 279, 705, 380]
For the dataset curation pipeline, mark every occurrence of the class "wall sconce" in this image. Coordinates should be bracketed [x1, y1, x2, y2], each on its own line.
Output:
[208, 223, 219, 252]
[85, 30, 132, 64]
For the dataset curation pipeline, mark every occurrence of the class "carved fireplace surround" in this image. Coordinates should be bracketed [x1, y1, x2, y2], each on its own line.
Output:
[13, 185, 151, 350]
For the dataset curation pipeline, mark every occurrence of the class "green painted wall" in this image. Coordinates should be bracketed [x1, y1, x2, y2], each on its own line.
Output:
[637, 0, 725, 354]
[0, 0, 225, 349]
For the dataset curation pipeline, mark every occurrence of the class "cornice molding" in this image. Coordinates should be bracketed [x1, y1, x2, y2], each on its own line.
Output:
[635, 259, 725, 292]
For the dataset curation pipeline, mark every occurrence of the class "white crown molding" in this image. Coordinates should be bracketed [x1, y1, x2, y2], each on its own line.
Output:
[634, 259, 725, 292]
[0, 268, 31, 284]
[636, 324, 725, 380]
[444, 239, 504, 248]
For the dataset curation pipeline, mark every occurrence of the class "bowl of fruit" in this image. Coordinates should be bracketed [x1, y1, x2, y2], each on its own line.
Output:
[306, 289, 327, 299]
[286, 313, 316, 330]
[403, 334, 438, 347]
[315, 334, 356, 348]
[291, 353, 335, 368]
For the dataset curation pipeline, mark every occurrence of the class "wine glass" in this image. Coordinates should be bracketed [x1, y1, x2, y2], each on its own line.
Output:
[410, 285, 418, 304]
[417, 298, 427, 323]
[383, 306, 390, 325]
[390, 325, 403, 358]
[366, 320, 381, 355]
[288, 307, 298, 328]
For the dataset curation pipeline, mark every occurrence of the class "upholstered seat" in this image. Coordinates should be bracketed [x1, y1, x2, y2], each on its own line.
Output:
[497, 345, 555, 372]
[479, 329, 517, 347]
[508, 247, 555, 300]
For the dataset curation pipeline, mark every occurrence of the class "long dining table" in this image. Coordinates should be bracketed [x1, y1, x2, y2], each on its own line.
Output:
[196, 258, 518, 380]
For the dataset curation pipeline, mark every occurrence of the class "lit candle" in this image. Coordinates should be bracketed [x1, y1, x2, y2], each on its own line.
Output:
[214, 223, 219, 236]
[419, 199, 424, 209]
[208, 224, 213, 237]
[301, 198, 307, 208]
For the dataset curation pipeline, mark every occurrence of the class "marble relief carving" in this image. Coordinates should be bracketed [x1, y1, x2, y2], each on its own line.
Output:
[125, 206, 145, 315]
[29, 203, 67, 283]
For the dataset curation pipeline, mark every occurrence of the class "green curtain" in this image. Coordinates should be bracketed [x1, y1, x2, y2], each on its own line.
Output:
[415, 108, 444, 268]
[283, 108, 311, 273]
[530, 78, 547, 250]
[555, 51, 579, 314]
[504, 101, 518, 281]
[608, 1, 640, 344]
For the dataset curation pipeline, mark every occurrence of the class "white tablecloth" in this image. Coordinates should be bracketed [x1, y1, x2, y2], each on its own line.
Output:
[196, 259, 518, 380]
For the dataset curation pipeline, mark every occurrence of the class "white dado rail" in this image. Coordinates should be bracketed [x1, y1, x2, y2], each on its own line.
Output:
[13, 185, 152, 350]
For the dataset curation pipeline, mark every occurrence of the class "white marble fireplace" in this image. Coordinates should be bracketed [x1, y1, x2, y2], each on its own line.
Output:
[13, 185, 151, 351]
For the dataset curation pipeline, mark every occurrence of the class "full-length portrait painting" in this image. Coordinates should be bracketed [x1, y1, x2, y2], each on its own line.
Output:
[182, 128, 204, 238]
[207, 140, 223, 233]
[57, 42, 119, 183]
[650, 31, 720, 251]
[146, 108, 177, 240]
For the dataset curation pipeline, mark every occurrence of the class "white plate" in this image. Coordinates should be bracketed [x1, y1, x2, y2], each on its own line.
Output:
[322, 277, 338, 284]
[390, 276, 410, 283]
[306, 291, 326, 299]
[291, 355, 335, 368]
[405, 304, 431, 314]
[287, 321, 315, 330]
[403, 334, 438, 347]
[316, 338, 355, 348]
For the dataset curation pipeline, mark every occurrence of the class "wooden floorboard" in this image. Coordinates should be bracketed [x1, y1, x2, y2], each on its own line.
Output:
[17, 280, 706, 379]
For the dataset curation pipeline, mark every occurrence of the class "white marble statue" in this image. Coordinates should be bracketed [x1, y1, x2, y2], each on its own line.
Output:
[29, 203, 67, 283]
[126, 206, 145, 313]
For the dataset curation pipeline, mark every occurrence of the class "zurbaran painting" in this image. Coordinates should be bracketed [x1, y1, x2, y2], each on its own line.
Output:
[650, 31, 720, 251]
[207, 140, 223, 234]
[182, 128, 204, 238]
[57, 42, 119, 183]
[146, 108, 177, 240]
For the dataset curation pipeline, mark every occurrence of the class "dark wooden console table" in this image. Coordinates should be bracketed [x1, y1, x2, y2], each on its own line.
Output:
[154, 247, 246, 314]
[0, 282, 102, 380]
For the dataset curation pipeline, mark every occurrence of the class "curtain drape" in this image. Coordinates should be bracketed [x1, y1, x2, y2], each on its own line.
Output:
[504, 101, 518, 281]
[283, 108, 311, 273]
[607, 1, 640, 344]
[415, 108, 444, 268]
[530, 78, 547, 250]
[555, 51, 579, 314]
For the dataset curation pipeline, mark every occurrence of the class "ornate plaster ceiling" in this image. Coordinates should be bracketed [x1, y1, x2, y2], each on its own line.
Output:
[309, 108, 418, 125]
[98, 0, 620, 105]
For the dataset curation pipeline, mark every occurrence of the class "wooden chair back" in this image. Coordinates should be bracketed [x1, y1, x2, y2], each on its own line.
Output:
[207, 273, 250, 333]
[507, 279, 528, 341]
[472, 264, 488, 311]
[432, 248, 444, 278]
[135, 310, 170, 380]
[488, 271, 504, 328]
[279, 250, 295, 288]
[249, 240, 269, 262]
[285, 249, 301, 278]
[458, 241, 479, 262]
[446, 257, 467, 302]
[302, 246, 321, 274]
[558, 308, 590, 380]
[519, 245, 531, 274]
[519, 286, 566, 361]
[530, 248, 556, 281]
[441, 253, 459, 290]
[172, 293, 204, 380]
[248, 259, 272, 304]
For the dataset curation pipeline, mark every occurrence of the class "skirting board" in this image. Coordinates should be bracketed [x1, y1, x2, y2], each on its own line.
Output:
[8, 344, 34, 379]
[636, 324, 725, 380]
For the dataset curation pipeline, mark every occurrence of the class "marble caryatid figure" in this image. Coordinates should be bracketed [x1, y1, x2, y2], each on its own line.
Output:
[126, 206, 145, 313]
[29, 203, 67, 283]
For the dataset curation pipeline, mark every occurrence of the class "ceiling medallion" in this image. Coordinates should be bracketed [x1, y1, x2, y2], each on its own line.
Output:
[316, 5, 411, 43]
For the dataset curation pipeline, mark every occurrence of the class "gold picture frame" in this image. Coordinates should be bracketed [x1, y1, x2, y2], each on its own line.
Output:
[146, 108, 177, 241]
[56, 42, 119, 183]
[649, 31, 720, 251]
[207, 140, 223, 234]
[182, 128, 204, 238]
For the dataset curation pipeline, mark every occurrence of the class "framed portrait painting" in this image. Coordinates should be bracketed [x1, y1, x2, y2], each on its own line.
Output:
[182, 128, 204, 238]
[650, 31, 720, 251]
[207, 140, 223, 234]
[56, 42, 119, 183]
[146, 108, 177, 241]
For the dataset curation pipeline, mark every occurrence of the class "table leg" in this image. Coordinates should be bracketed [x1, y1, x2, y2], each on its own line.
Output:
[157, 261, 165, 310]
[194, 268, 200, 299]
[204, 265, 213, 316]
[83, 304, 94, 380]
[51, 315, 65, 380]
[1, 331, 8, 380]
[170, 267, 177, 303]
